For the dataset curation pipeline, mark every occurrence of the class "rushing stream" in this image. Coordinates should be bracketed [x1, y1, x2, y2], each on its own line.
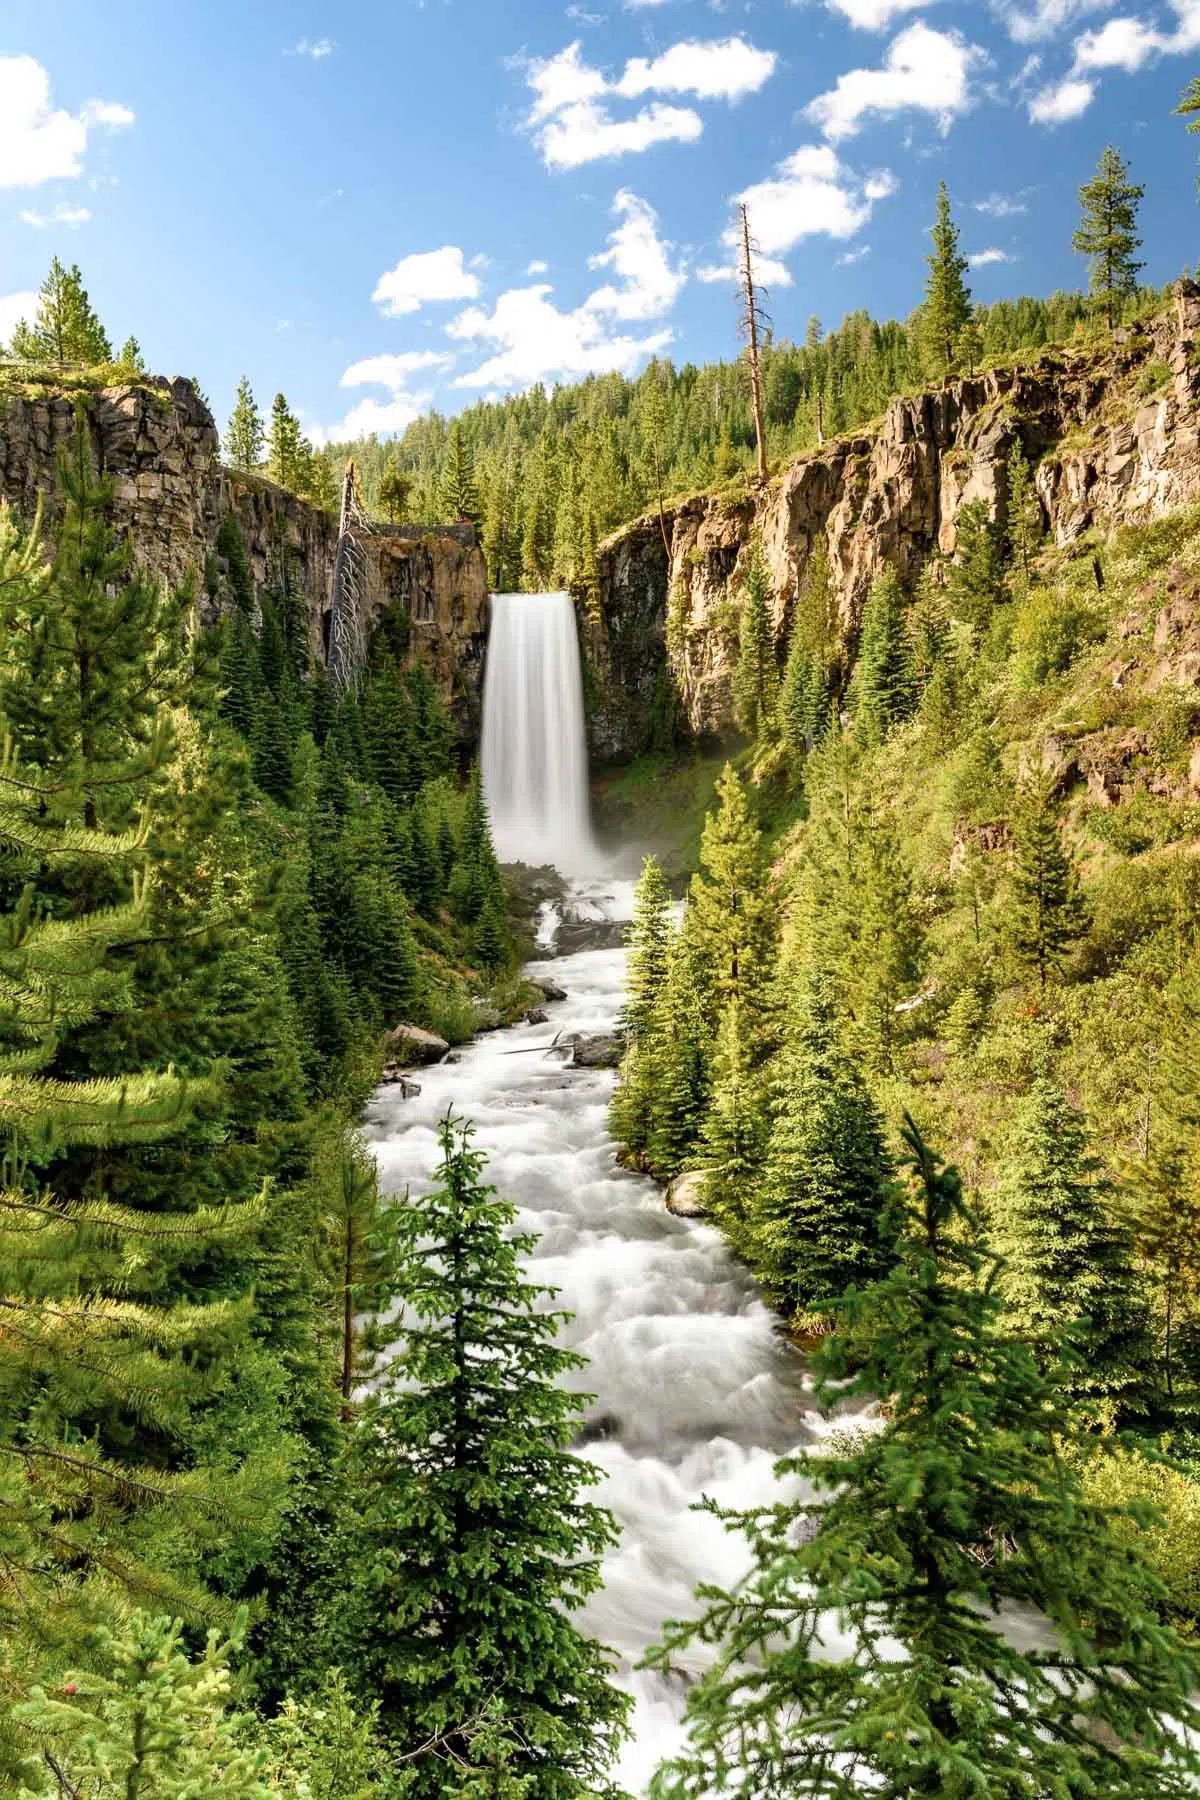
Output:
[365, 877, 820, 1792]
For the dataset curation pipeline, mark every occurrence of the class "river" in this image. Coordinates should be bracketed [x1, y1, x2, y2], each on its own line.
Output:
[364, 875, 819, 1793]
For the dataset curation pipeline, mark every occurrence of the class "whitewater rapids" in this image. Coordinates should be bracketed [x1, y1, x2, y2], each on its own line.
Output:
[365, 879, 829, 1791]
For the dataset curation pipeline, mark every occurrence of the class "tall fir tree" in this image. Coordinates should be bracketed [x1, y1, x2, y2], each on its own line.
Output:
[685, 762, 775, 1025]
[750, 966, 895, 1321]
[731, 538, 778, 740]
[268, 393, 304, 492]
[648, 1119, 1200, 1800]
[1008, 778, 1089, 988]
[226, 377, 265, 472]
[919, 182, 972, 382]
[947, 499, 1005, 631]
[1005, 440, 1043, 598]
[8, 258, 111, 365]
[699, 993, 771, 1237]
[1073, 144, 1145, 328]
[378, 447, 413, 523]
[623, 853, 672, 1039]
[328, 1113, 630, 1793]
[994, 1078, 1152, 1416]
[779, 539, 838, 760]
[646, 929, 712, 1179]
[439, 419, 482, 529]
[848, 567, 916, 746]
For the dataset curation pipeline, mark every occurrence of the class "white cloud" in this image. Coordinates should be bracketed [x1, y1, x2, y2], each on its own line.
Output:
[733, 144, 894, 257]
[615, 37, 777, 100]
[1028, 72, 1095, 118]
[372, 246, 482, 317]
[696, 254, 794, 285]
[540, 99, 702, 168]
[0, 56, 133, 190]
[585, 188, 685, 318]
[806, 22, 982, 140]
[448, 189, 682, 391]
[968, 246, 1015, 266]
[310, 393, 432, 446]
[974, 190, 1028, 215]
[522, 34, 775, 167]
[18, 202, 92, 227]
[997, 0, 1111, 42]
[286, 37, 336, 59]
[1073, 14, 1162, 67]
[526, 259, 549, 274]
[0, 289, 38, 342]
[836, 243, 872, 263]
[341, 351, 453, 388]
[827, 0, 930, 30]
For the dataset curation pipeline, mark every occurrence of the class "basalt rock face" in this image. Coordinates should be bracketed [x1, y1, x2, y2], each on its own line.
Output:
[0, 376, 489, 737]
[588, 283, 1200, 759]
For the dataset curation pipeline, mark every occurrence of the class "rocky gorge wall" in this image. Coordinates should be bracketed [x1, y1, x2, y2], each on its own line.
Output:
[586, 282, 1200, 760]
[0, 376, 488, 735]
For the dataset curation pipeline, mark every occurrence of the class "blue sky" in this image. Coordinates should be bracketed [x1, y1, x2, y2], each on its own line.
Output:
[2, 0, 1199, 444]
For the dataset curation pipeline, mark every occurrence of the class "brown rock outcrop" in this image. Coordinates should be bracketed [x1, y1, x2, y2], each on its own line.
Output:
[587, 283, 1200, 758]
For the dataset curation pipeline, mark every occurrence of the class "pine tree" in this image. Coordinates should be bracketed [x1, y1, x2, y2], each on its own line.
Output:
[378, 447, 413, 523]
[994, 1078, 1152, 1414]
[751, 967, 895, 1320]
[623, 853, 672, 1037]
[118, 335, 145, 373]
[647, 931, 711, 1178]
[1005, 440, 1043, 598]
[8, 257, 111, 365]
[699, 994, 770, 1234]
[920, 182, 972, 382]
[1176, 74, 1200, 187]
[848, 567, 916, 746]
[1073, 144, 1145, 328]
[1009, 778, 1089, 988]
[268, 392, 304, 492]
[329, 1112, 630, 1792]
[439, 419, 481, 528]
[226, 377, 265, 472]
[732, 538, 778, 739]
[14, 1612, 270, 1799]
[648, 1119, 1200, 1800]
[685, 763, 775, 1025]
[779, 539, 838, 759]
[947, 499, 1004, 631]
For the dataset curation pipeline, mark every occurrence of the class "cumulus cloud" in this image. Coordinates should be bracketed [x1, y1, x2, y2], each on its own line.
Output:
[826, 0, 931, 29]
[974, 190, 1029, 215]
[805, 22, 983, 140]
[732, 145, 896, 265]
[0, 290, 39, 342]
[1073, 14, 1162, 67]
[449, 190, 681, 390]
[997, 0, 1111, 43]
[615, 38, 777, 99]
[19, 202, 91, 227]
[696, 255, 794, 286]
[1028, 72, 1095, 119]
[372, 246, 482, 317]
[341, 351, 453, 388]
[539, 100, 702, 168]
[286, 37, 336, 58]
[522, 36, 776, 168]
[585, 188, 686, 318]
[968, 246, 1015, 266]
[0, 55, 133, 190]
[526, 259, 549, 274]
[309, 394, 432, 446]
[836, 243, 873, 263]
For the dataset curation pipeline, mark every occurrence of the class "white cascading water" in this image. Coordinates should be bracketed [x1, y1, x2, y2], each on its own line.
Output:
[480, 591, 597, 871]
[368, 597, 840, 1791]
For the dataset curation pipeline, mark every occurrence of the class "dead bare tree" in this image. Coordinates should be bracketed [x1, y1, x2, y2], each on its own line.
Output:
[738, 202, 771, 486]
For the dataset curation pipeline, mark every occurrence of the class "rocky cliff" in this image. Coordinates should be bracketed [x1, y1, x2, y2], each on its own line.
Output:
[586, 282, 1200, 759]
[0, 375, 488, 734]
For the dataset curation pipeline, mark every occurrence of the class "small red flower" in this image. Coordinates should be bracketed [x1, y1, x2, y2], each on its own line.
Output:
[63, 1683, 78, 1697]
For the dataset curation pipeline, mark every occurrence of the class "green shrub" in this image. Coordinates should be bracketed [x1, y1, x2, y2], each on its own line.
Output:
[1011, 587, 1104, 688]
[1080, 1445, 1200, 1633]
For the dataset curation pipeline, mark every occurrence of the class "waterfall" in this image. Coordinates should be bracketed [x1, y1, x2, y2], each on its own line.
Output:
[481, 591, 597, 873]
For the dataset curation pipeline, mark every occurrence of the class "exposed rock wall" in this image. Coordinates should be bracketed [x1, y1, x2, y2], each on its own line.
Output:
[588, 282, 1200, 759]
[0, 376, 489, 735]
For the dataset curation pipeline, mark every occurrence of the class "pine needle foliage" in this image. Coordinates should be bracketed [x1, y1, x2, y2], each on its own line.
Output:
[648, 1119, 1200, 1800]
[328, 1111, 630, 1796]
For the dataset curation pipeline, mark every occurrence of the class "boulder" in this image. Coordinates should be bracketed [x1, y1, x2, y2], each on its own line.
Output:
[536, 978, 568, 1002]
[571, 1032, 624, 1069]
[526, 1006, 549, 1025]
[666, 1171, 708, 1217]
[554, 919, 628, 956]
[379, 1070, 422, 1098]
[383, 1023, 449, 1066]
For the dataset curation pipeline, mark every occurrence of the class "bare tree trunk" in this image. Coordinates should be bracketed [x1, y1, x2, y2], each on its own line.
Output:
[739, 205, 769, 487]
